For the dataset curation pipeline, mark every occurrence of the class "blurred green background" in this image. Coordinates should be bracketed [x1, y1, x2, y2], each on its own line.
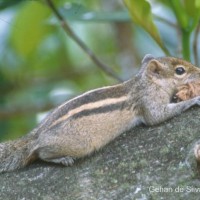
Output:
[0, 0, 200, 141]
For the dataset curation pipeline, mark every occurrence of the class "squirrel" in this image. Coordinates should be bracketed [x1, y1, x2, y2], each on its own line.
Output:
[1, 54, 200, 173]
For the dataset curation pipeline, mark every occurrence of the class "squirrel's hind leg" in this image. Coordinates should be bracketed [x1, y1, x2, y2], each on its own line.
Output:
[36, 146, 75, 166]
[42, 156, 75, 166]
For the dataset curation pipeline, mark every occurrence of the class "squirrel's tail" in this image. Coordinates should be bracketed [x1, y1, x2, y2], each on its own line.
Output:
[0, 134, 37, 173]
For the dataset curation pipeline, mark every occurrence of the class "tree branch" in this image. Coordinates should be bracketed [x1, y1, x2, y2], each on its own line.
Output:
[45, 0, 123, 82]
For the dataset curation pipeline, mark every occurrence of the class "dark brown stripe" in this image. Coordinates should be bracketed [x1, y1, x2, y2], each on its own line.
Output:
[60, 84, 127, 113]
[72, 101, 126, 119]
[40, 84, 127, 125]
[49, 101, 126, 130]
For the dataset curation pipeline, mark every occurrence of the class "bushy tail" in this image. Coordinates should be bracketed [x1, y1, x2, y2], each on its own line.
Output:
[0, 135, 37, 173]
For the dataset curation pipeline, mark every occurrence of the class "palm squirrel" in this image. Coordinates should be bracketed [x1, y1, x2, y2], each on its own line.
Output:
[1, 54, 200, 173]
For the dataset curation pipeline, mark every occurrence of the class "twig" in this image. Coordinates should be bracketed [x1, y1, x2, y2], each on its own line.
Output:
[154, 14, 177, 29]
[193, 21, 200, 66]
[45, 0, 123, 82]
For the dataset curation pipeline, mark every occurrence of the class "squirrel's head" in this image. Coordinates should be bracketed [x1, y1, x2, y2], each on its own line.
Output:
[140, 55, 200, 89]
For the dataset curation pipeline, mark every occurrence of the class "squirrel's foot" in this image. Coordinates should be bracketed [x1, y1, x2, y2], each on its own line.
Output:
[43, 156, 75, 166]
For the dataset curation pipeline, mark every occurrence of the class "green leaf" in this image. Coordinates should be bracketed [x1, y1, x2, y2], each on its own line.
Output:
[10, 1, 53, 57]
[196, 0, 200, 7]
[168, 0, 187, 29]
[165, 0, 200, 31]
[124, 0, 169, 55]
[183, 0, 200, 30]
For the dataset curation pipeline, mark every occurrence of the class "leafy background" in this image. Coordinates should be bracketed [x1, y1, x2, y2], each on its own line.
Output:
[0, 0, 200, 141]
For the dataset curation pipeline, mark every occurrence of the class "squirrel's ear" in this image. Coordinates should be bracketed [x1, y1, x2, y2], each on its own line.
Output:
[142, 54, 155, 65]
[146, 59, 163, 78]
[138, 54, 155, 75]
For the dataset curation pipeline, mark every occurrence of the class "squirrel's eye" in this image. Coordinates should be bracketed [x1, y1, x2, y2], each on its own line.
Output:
[175, 67, 185, 75]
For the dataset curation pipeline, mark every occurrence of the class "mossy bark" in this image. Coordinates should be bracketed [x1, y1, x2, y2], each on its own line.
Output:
[1, 107, 200, 200]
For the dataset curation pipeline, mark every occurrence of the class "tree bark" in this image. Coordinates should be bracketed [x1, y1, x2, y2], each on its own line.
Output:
[0, 107, 200, 199]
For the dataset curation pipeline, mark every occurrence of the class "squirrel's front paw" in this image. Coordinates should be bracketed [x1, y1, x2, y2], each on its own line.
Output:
[173, 81, 200, 103]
